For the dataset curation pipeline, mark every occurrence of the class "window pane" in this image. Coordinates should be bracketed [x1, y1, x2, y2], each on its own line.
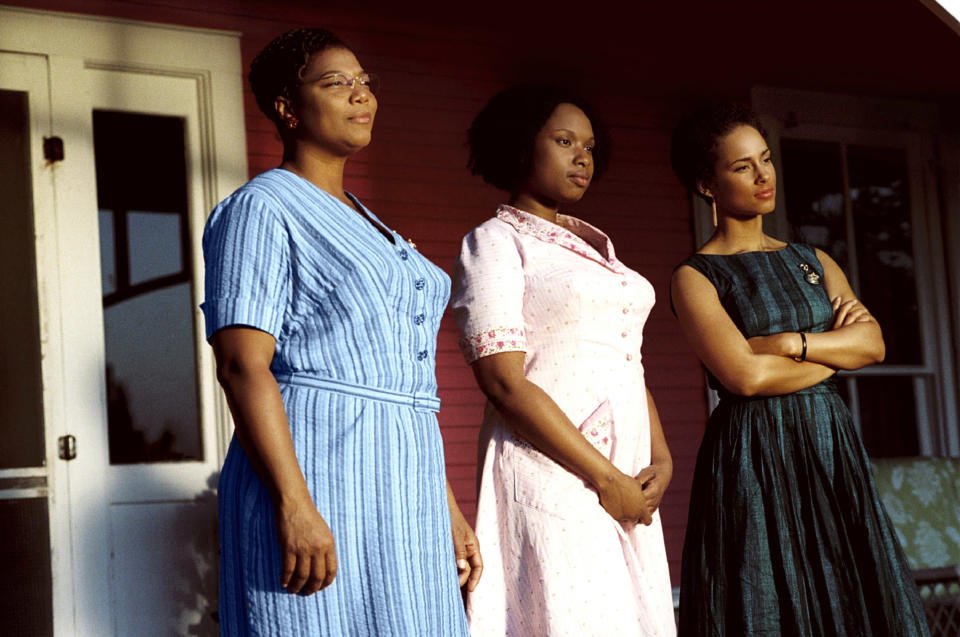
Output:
[857, 376, 919, 457]
[99, 209, 117, 296]
[94, 110, 200, 464]
[127, 211, 183, 285]
[0, 88, 45, 469]
[0, 498, 53, 636]
[781, 139, 848, 268]
[105, 284, 201, 463]
[848, 146, 920, 365]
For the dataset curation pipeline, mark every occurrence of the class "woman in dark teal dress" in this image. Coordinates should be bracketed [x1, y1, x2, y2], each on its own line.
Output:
[669, 103, 929, 636]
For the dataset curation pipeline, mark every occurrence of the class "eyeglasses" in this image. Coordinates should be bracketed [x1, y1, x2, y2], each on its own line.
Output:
[299, 72, 380, 96]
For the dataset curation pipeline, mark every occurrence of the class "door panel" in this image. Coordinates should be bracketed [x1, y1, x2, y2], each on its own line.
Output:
[85, 67, 220, 634]
[0, 51, 62, 637]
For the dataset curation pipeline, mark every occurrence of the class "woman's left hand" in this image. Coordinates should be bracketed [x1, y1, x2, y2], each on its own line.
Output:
[447, 482, 483, 591]
[831, 296, 871, 329]
[635, 461, 671, 520]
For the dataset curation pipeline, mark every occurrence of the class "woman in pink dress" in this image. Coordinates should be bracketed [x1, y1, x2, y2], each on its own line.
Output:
[451, 84, 676, 636]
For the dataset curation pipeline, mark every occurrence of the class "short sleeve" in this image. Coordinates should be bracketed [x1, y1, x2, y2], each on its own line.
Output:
[450, 220, 527, 363]
[200, 192, 291, 341]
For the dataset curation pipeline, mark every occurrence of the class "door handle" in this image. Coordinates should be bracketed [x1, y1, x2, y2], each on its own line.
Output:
[58, 435, 76, 461]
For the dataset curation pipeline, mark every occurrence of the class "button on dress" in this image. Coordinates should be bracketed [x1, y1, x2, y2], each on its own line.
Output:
[451, 205, 676, 636]
[201, 169, 468, 636]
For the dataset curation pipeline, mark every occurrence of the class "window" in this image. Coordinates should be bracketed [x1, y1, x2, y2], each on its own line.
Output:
[94, 110, 201, 464]
[0, 83, 53, 637]
[752, 88, 958, 457]
[781, 139, 928, 456]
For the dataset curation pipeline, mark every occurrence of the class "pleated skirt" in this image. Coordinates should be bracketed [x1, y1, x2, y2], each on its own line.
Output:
[678, 382, 929, 636]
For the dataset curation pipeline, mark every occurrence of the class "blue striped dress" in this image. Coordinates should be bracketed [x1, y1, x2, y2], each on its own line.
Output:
[201, 168, 468, 636]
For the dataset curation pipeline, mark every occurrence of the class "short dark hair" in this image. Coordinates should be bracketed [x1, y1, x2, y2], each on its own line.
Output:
[669, 102, 766, 202]
[249, 28, 347, 130]
[467, 84, 611, 193]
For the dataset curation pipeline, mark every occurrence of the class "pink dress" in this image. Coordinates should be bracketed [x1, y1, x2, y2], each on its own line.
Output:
[451, 205, 676, 636]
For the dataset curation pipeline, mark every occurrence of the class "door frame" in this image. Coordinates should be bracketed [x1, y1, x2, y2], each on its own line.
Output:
[0, 7, 246, 633]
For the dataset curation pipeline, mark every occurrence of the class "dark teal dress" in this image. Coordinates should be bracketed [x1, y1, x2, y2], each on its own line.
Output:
[676, 244, 929, 636]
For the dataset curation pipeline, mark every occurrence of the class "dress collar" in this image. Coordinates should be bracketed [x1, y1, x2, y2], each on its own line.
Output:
[495, 204, 623, 272]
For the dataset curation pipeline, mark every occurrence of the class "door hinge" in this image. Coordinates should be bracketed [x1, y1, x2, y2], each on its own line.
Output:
[43, 136, 64, 163]
[58, 434, 76, 461]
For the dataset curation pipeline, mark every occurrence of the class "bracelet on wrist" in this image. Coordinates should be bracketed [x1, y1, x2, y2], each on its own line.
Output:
[793, 332, 807, 362]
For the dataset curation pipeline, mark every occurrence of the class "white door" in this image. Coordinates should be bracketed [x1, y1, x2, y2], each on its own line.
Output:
[0, 50, 71, 637]
[81, 66, 224, 636]
[0, 8, 247, 635]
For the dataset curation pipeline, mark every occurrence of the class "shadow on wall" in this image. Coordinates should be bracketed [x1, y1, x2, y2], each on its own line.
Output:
[109, 471, 220, 636]
[177, 472, 220, 637]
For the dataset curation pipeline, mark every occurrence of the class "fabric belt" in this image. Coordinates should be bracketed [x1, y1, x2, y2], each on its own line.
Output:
[273, 372, 441, 413]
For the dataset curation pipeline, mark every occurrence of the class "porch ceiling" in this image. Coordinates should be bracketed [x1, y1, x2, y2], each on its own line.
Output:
[380, 0, 960, 102]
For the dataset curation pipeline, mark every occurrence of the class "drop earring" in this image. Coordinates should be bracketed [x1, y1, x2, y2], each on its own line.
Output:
[711, 198, 718, 227]
[286, 116, 299, 130]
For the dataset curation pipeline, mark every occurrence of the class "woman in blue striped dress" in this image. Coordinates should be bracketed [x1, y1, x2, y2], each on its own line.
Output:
[201, 28, 480, 635]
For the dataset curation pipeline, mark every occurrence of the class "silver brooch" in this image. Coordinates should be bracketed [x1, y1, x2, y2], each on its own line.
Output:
[798, 262, 821, 285]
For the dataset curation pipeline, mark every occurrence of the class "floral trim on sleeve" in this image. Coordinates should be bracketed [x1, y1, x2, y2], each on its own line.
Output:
[458, 326, 527, 363]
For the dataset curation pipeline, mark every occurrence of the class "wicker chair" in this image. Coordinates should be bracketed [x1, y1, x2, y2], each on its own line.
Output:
[871, 458, 960, 637]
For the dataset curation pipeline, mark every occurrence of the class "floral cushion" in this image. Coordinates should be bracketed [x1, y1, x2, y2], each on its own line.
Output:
[871, 458, 960, 569]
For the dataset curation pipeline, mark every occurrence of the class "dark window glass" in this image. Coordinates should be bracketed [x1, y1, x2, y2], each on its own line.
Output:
[0, 88, 45, 469]
[0, 88, 52, 636]
[781, 139, 848, 269]
[848, 146, 920, 365]
[94, 111, 201, 464]
[858, 376, 920, 457]
[0, 498, 53, 637]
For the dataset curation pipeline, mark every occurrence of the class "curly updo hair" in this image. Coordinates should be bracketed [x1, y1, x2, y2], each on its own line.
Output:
[249, 28, 348, 131]
[467, 84, 611, 193]
[669, 102, 766, 202]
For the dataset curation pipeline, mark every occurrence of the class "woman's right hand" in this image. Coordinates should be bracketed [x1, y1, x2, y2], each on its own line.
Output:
[597, 471, 653, 526]
[212, 327, 338, 596]
[276, 495, 338, 595]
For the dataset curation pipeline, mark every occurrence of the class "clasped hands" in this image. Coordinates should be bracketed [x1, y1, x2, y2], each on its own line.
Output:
[598, 461, 669, 526]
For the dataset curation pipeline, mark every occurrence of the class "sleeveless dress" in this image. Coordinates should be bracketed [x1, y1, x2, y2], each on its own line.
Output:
[201, 169, 469, 636]
[676, 244, 929, 636]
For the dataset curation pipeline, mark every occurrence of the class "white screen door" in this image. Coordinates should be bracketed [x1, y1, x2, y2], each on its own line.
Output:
[0, 7, 247, 635]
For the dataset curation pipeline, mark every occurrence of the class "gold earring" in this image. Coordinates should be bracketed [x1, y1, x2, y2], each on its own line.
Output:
[711, 199, 718, 227]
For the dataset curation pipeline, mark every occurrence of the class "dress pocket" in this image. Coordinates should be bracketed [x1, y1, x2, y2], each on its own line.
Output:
[578, 398, 615, 460]
[511, 448, 573, 519]
[509, 399, 614, 518]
